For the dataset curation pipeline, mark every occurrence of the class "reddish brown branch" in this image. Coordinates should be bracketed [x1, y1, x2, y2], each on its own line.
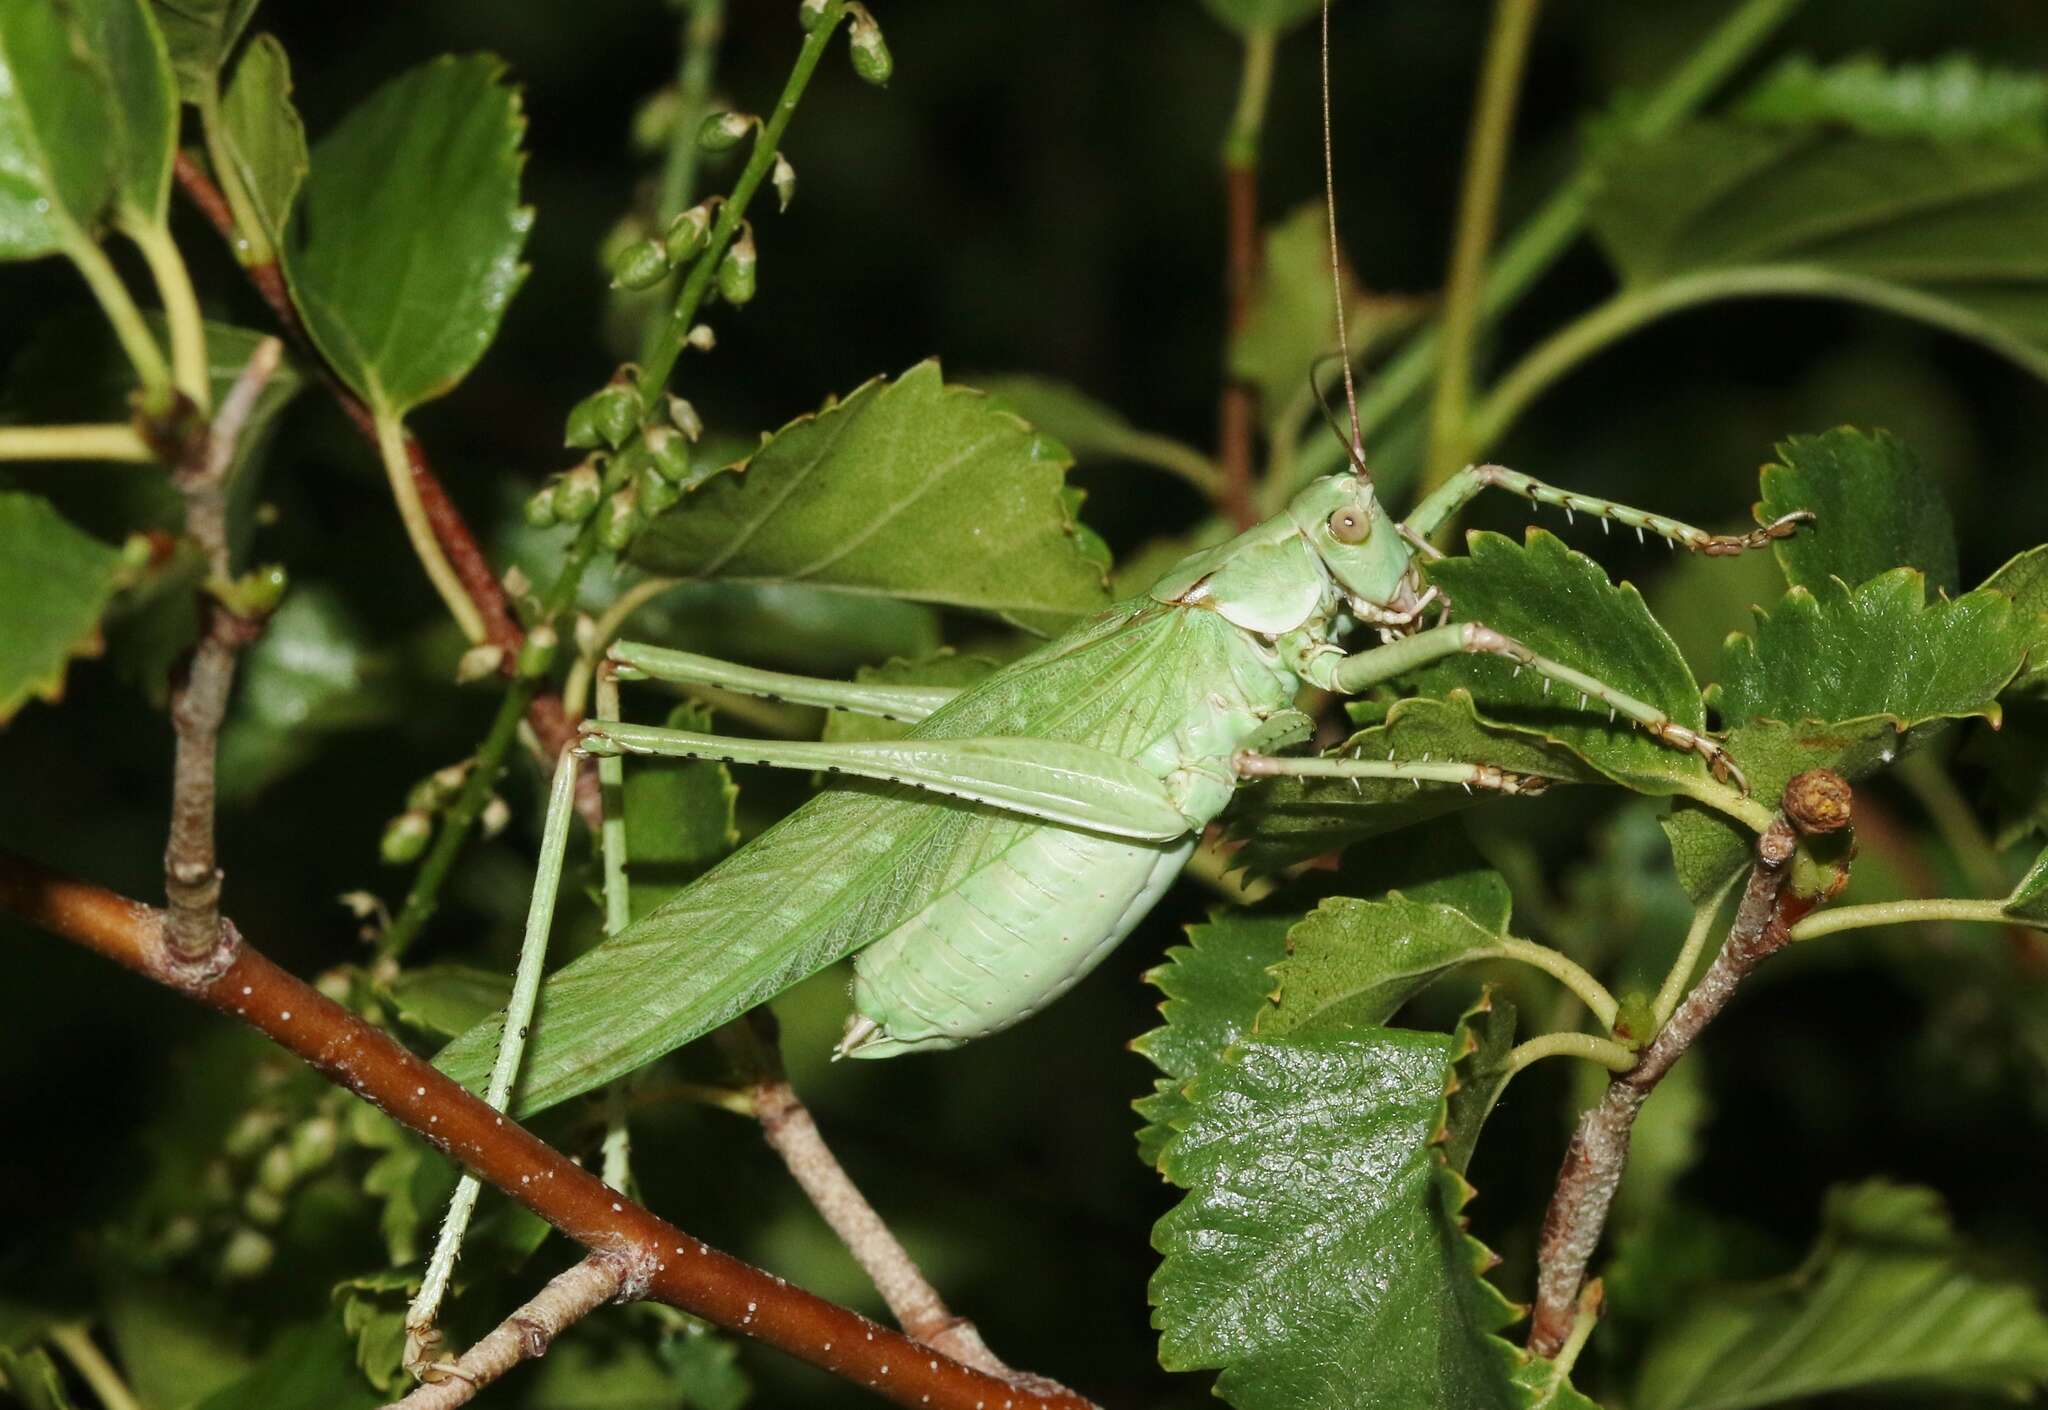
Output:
[1217, 162, 1259, 531]
[0, 853, 1094, 1410]
[171, 155, 577, 772]
[1527, 783, 1847, 1356]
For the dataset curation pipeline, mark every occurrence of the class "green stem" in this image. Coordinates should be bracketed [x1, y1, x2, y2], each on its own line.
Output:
[1899, 750, 2007, 902]
[1502, 1029, 1637, 1078]
[63, 234, 171, 409]
[197, 86, 272, 265]
[0, 425, 154, 462]
[1651, 871, 1740, 1032]
[381, 680, 537, 958]
[641, 0, 728, 366]
[124, 220, 211, 412]
[638, 1, 850, 401]
[564, 575, 684, 719]
[1479, 936, 1619, 1030]
[1427, 0, 1543, 493]
[46, 1326, 143, 1410]
[1277, 0, 1805, 503]
[373, 410, 489, 644]
[1788, 896, 2024, 944]
[1224, 28, 1277, 168]
[1117, 430, 1227, 498]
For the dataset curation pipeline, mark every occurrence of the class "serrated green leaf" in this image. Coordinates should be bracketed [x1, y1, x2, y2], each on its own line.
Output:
[1635, 1181, 2048, 1410]
[332, 1274, 410, 1395]
[217, 587, 397, 800]
[2005, 843, 2048, 925]
[383, 965, 513, 1039]
[1758, 428, 1959, 594]
[1982, 542, 2048, 697]
[1261, 894, 1519, 1038]
[148, 0, 257, 102]
[283, 55, 530, 416]
[0, 493, 125, 724]
[1442, 988, 1515, 1176]
[189, 1316, 382, 1410]
[622, 702, 739, 919]
[1152, 1033, 1525, 1409]
[820, 650, 999, 745]
[1423, 531, 1715, 798]
[216, 32, 303, 253]
[1715, 570, 2027, 729]
[1738, 54, 2048, 149]
[1130, 914, 1293, 1170]
[628, 361, 1112, 634]
[1227, 691, 1600, 875]
[0, 1345, 81, 1410]
[71, 0, 177, 228]
[0, 0, 115, 258]
[1323, 818, 1515, 934]
[1195, 0, 1324, 37]
[1590, 95, 2048, 384]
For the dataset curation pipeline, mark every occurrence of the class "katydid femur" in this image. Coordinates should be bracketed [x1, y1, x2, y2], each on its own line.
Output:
[437, 467, 1806, 1110]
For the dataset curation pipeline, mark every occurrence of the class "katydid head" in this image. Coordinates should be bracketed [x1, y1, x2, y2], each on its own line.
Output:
[1286, 474, 1410, 610]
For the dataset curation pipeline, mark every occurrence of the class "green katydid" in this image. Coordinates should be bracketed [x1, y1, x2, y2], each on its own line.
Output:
[434, 460, 1806, 1108]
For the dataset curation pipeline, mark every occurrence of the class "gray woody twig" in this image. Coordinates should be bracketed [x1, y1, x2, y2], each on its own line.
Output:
[383, 1254, 627, 1410]
[162, 338, 285, 971]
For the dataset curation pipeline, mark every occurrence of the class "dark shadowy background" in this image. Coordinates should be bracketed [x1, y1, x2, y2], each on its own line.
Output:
[5, 2, 2048, 1406]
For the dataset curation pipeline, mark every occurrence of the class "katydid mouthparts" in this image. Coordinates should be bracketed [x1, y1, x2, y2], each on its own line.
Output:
[435, 465, 1808, 1115]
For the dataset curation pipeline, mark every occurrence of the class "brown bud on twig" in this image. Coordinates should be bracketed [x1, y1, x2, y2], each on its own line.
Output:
[1782, 768, 1853, 836]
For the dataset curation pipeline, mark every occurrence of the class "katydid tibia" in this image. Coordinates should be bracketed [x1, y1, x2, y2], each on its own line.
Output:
[433, 465, 1808, 1114]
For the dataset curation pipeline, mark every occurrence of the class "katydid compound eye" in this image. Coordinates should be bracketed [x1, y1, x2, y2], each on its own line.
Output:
[1327, 507, 1371, 544]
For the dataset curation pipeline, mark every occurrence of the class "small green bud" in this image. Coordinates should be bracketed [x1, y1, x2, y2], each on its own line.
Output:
[613, 440, 659, 490]
[772, 152, 797, 212]
[666, 396, 704, 441]
[456, 642, 505, 685]
[1613, 992, 1656, 1051]
[686, 323, 718, 352]
[565, 383, 640, 449]
[663, 204, 713, 265]
[552, 461, 605, 522]
[381, 810, 433, 865]
[849, 14, 892, 85]
[632, 87, 681, 153]
[716, 229, 758, 306]
[242, 1186, 286, 1226]
[202, 1160, 235, 1206]
[226, 564, 289, 617]
[289, 1116, 340, 1175]
[636, 460, 681, 516]
[223, 1109, 283, 1159]
[698, 110, 753, 153]
[517, 625, 559, 679]
[156, 1215, 202, 1258]
[523, 483, 559, 527]
[480, 795, 511, 839]
[315, 967, 355, 1004]
[643, 424, 692, 483]
[610, 236, 671, 291]
[256, 1142, 297, 1196]
[599, 487, 643, 552]
[218, 1227, 275, 1280]
[798, 0, 830, 31]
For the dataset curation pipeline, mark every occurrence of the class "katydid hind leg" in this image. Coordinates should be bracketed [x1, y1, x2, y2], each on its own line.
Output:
[608, 639, 962, 722]
[1404, 463, 1813, 553]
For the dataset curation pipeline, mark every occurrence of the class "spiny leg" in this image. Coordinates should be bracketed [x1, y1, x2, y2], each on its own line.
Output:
[579, 719, 1195, 842]
[405, 746, 581, 1373]
[1289, 620, 1748, 791]
[609, 640, 962, 723]
[1235, 750, 1551, 796]
[1404, 462, 1813, 554]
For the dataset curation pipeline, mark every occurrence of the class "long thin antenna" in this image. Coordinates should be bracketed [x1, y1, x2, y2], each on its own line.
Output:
[1321, 0, 1368, 479]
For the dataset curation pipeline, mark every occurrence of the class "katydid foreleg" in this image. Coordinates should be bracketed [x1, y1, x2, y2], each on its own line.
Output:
[1284, 618, 1748, 790]
[1404, 462, 1814, 553]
